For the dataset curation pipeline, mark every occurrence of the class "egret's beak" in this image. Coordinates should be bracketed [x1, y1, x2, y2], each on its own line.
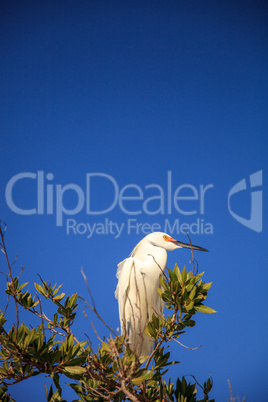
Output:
[171, 239, 209, 252]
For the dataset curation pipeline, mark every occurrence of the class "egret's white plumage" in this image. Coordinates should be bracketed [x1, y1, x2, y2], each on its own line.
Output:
[115, 232, 208, 357]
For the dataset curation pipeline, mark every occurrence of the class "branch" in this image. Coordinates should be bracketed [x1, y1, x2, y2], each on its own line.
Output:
[121, 379, 141, 402]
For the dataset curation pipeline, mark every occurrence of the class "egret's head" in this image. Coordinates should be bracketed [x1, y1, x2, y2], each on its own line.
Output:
[147, 232, 209, 252]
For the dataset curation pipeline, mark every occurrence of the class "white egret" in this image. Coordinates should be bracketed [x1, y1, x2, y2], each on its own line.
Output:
[115, 232, 208, 357]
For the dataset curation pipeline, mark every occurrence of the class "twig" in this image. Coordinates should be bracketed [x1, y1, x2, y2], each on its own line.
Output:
[183, 230, 195, 276]
[186, 374, 205, 391]
[91, 320, 103, 343]
[10, 255, 18, 269]
[109, 337, 124, 379]
[145, 338, 164, 370]
[171, 337, 201, 351]
[38, 295, 46, 342]
[82, 306, 88, 319]
[81, 267, 96, 310]
[186, 374, 213, 399]
[0, 221, 19, 339]
[227, 379, 245, 402]
[145, 305, 180, 370]
[80, 267, 117, 337]
[148, 254, 168, 281]
[3, 294, 10, 316]
[132, 260, 144, 355]
[17, 266, 25, 279]
[193, 257, 199, 274]
[228, 379, 234, 402]
[86, 334, 93, 349]
[79, 295, 117, 337]
[0, 270, 10, 276]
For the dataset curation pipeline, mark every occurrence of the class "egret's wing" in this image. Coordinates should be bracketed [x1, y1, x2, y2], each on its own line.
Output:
[114, 257, 134, 325]
[115, 256, 164, 357]
[115, 258, 131, 299]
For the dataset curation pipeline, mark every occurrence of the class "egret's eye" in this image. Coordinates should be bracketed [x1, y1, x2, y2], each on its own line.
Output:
[163, 235, 168, 241]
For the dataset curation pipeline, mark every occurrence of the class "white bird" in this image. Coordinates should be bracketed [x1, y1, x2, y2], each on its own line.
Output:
[115, 232, 208, 357]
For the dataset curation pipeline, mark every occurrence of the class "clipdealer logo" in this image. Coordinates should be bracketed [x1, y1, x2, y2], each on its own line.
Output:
[5, 170, 263, 237]
[228, 170, 263, 233]
[5, 171, 214, 238]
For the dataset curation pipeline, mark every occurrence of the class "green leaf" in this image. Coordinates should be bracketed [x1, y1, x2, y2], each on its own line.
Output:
[195, 304, 217, 314]
[63, 366, 86, 375]
[159, 275, 166, 289]
[23, 328, 36, 348]
[67, 356, 87, 366]
[161, 293, 171, 303]
[167, 268, 177, 283]
[189, 287, 196, 300]
[186, 283, 193, 292]
[132, 376, 146, 385]
[181, 266, 187, 285]
[144, 321, 156, 338]
[202, 282, 213, 291]
[0, 313, 7, 326]
[31, 300, 40, 308]
[132, 370, 154, 385]
[52, 284, 63, 296]
[193, 272, 204, 284]
[185, 301, 194, 312]
[185, 319, 195, 327]
[69, 293, 77, 308]
[54, 293, 65, 302]
[101, 341, 111, 353]
[67, 334, 74, 349]
[18, 282, 29, 292]
[173, 263, 181, 281]
[34, 283, 46, 296]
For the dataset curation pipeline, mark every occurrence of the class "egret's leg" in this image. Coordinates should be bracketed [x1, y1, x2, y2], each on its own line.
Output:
[126, 320, 130, 336]
[126, 320, 131, 349]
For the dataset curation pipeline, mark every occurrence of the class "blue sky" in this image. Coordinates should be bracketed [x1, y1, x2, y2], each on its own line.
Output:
[1, 1, 267, 400]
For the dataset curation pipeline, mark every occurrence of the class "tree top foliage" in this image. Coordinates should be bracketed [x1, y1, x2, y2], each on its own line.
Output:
[0, 221, 216, 402]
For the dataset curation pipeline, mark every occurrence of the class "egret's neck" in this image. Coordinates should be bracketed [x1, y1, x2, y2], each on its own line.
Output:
[133, 241, 167, 268]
